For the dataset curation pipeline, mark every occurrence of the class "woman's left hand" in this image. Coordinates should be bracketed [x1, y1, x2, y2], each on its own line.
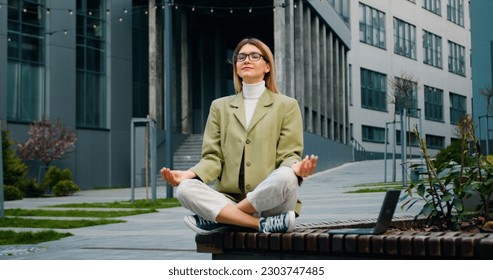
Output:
[291, 155, 318, 178]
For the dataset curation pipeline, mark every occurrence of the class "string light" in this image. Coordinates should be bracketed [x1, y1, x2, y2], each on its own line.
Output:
[0, 0, 301, 25]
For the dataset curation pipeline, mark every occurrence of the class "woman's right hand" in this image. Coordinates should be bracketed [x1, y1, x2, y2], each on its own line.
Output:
[160, 168, 196, 187]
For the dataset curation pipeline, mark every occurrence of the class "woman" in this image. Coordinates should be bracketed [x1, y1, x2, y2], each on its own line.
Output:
[161, 38, 318, 234]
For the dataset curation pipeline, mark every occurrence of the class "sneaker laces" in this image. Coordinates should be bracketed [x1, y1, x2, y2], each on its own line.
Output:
[264, 213, 287, 232]
[196, 215, 216, 227]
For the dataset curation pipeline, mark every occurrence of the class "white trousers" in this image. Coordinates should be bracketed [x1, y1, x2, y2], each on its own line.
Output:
[175, 166, 299, 221]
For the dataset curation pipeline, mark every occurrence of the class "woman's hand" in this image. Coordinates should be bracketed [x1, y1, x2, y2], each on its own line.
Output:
[160, 168, 196, 187]
[291, 155, 318, 178]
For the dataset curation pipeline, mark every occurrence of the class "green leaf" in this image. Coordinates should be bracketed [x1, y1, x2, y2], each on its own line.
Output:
[442, 193, 453, 202]
[421, 203, 434, 216]
[453, 198, 464, 212]
[417, 184, 426, 197]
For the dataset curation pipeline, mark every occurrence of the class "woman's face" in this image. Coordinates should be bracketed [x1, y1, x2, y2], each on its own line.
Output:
[235, 44, 270, 84]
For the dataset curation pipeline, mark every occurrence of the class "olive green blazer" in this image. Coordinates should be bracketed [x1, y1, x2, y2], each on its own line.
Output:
[190, 89, 303, 197]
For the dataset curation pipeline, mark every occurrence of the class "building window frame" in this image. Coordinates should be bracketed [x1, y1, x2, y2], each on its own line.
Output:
[424, 85, 444, 122]
[423, 30, 443, 68]
[362, 125, 386, 143]
[7, 0, 46, 122]
[360, 68, 388, 112]
[393, 17, 417, 60]
[76, 0, 107, 129]
[448, 40, 466, 76]
[447, 0, 465, 27]
[426, 134, 445, 149]
[449, 92, 466, 125]
[422, 0, 442, 15]
[359, 3, 386, 49]
[393, 77, 418, 118]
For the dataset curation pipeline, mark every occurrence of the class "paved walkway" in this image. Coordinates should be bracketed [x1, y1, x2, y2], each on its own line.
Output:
[1, 159, 421, 260]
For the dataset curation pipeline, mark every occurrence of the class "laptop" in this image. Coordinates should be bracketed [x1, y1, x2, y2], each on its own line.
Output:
[327, 189, 401, 235]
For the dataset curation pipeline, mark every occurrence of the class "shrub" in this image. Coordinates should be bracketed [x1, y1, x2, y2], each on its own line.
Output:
[40, 166, 79, 196]
[40, 165, 71, 193]
[52, 180, 80, 196]
[16, 177, 44, 198]
[3, 185, 23, 201]
[403, 115, 493, 230]
[2, 130, 28, 186]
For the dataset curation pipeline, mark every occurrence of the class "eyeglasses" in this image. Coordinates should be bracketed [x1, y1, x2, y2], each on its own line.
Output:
[235, 52, 266, 62]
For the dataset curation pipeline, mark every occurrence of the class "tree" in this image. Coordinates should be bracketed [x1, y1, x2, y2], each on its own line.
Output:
[17, 117, 77, 167]
[389, 73, 419, 159]
[480, 86, 493, 116]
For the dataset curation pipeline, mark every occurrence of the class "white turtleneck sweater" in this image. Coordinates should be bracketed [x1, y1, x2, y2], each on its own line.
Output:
[242, 81, 265, 129]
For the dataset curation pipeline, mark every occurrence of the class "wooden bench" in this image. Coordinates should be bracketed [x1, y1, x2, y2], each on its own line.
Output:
[195, 217, 493, 260]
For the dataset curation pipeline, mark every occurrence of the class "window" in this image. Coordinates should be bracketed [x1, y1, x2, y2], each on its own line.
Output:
[7, 0, 45, 122]
[447, 0, 464, 27]
[424, 86, 444, 122]
[423, 30, 442, 68]
[449, 92, 466, 125]
[393, 18, 416, 59]
[396, 130, 420, 147]
[362, 125, 386, 143]
[359, 3, 386, 49]
[76, 0, 107, 128]
[393, 77, 418, 117]
[448, 40, 466, 76]
[423, 0, 441, 15]
[426, 134, 445, 149]
[360, 68, 387, 112]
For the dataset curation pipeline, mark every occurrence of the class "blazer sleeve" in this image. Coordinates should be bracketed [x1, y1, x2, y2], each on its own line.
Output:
[277, 98, 304, 168]
[189, 101, 224, 183]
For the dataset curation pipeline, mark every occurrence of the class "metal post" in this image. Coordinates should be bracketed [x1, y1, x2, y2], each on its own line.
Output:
[164, 1, 174, 198]
[150, 118, 157, 202]
[418, 108, 423, 163]
[384, 122, 389, 182]
[0, 129, 4, 218]
[392, 121, 397, 182]
[486, 115, 490, 155]
[401, 109, 407, 187]
[130, 120, 135, 203]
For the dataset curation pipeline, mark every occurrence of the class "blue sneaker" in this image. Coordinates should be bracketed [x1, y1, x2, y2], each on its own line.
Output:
[184, 215, 228, 235]
[259, 211, 295, 233]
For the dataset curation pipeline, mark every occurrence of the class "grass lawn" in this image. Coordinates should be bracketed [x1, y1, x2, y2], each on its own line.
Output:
[5, 208, 156, 218]
[0, 217, 125, 229]
[346, 182, 404, 193]
[0, 230, 73, 245]
[0, 197, 180, 246]
[47, 198, 181, 209]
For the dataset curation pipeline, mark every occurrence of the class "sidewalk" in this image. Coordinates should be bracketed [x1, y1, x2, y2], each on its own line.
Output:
[1, 159, 420, 260]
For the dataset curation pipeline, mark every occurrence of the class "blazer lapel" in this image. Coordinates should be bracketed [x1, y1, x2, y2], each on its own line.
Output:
[230, 93, 247, 130]
[248, 89, 274, 132]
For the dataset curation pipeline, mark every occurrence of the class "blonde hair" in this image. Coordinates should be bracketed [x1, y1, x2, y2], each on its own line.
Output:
[232, 38, 279, 94]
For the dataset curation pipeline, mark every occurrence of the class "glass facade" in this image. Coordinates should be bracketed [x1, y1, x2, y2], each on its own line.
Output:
[76, 0, 107, 128]
[449, 92, 466, 125]
[393, 17, 416, 59]
[7, 0, 45, 122]
[360, 68, 387, 112]
[423, 30, 442, 68]
[359, 3, 386, 49]
[426, 134, 445, 149]
[448, 40, 466, 76]
[393, 77, 418, 117]
[447, 0, 464, 27]
[423, 0, 441, 15]
[424, 85, 444, 122]
[362, 125, 385, 143]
